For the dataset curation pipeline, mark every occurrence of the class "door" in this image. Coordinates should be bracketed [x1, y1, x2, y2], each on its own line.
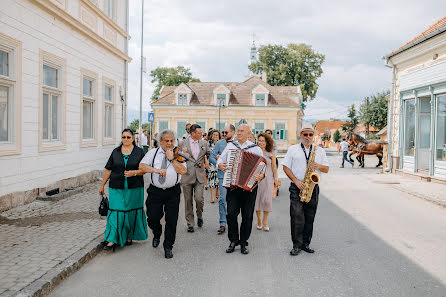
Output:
[417, 97, 431, 171]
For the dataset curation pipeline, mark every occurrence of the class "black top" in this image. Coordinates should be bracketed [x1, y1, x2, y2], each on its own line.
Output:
[105, 146, 145, 189]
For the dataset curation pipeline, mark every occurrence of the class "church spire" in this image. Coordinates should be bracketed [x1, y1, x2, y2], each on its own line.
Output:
[246, 33, 258, 78]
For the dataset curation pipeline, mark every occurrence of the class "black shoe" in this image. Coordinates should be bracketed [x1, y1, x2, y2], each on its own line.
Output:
[217, 226, 226, 234]
[197, 218, 203, 228]
[103, 243, 116, 252]
[290, 247, 301, 256]
[152, 238, 160, 248]
[240, 245, 249, 255]
[125, 240, 133, 246]
[164, 249, 173, 259]
[226, 242, 238, 253]
[187, 226, 194, 233]
[301, 244, 314, 253]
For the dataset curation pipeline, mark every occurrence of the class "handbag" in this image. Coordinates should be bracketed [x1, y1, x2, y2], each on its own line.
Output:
[98, 194, 109, 216]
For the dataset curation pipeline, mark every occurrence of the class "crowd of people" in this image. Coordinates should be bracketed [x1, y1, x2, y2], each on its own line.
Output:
[99, 122, 329, 258]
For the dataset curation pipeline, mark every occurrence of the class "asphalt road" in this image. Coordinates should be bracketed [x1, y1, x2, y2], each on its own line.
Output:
[48, 152, 446, 297]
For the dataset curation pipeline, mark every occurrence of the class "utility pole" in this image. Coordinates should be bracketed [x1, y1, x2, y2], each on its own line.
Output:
[138, 0, 145, 147]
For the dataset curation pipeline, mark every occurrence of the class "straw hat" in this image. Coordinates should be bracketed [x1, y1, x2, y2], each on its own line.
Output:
[298, 123, 315, 135]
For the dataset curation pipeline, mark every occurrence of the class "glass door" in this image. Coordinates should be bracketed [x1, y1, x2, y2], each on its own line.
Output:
[417, 97, 431, 171]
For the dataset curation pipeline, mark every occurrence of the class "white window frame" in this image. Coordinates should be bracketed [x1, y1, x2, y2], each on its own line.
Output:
[80, 68, 98, 147]
[253, 120, 265, 136]
[212, 84, 231, 106]
[177, 93, 188, 105]
[39, 50, 66, 152]
[251, 84, 269, 106]
[102, 76, 116, 146]
[274, 121, 288, 140]
[0, 33, 21, 156]
[157, 119, 170, 133]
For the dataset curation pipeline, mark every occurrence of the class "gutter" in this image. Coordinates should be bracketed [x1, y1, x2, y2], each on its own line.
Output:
[385, 27, 446, 59]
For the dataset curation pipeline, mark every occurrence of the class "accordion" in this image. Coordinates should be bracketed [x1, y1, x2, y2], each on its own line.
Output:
[222, 149, 267, 192]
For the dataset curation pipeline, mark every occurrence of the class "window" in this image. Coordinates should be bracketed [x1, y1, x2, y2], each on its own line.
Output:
[436, 95, 446, 161]
[215, 120, 225, 131]
[104, 84, 114, 140]
[177, 121, 187, 138]
[216, 93, 226, 106]
[274, 122, 287, 140]
[158, 120, 169, 132]
[105, 0, 115, 19]
[178, 93, 188, 105]
[404, 99, 415, 156]
[0, 34, 21, 155]
[419, 97, 431, 149]
[255, 93, 265, 106]
[81, 73, 97, 142]
[42, 64, 61, 141]
[196, 121, 206, 132]
[253, 122, 264, 136]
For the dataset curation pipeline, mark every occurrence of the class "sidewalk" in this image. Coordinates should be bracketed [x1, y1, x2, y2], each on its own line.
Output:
[0, 182, 106, 297]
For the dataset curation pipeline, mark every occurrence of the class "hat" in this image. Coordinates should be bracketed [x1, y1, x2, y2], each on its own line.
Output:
[298, 124, 315, 135]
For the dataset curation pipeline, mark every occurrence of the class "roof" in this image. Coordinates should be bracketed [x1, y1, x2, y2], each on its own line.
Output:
[152, 76, 301, 107]
[314, 121, 347, 134]
[386, 15, 446, 58]
[376, 126, 387, 136]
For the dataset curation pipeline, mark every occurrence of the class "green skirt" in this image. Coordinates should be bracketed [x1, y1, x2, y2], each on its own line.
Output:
[104, 183, 148, 247]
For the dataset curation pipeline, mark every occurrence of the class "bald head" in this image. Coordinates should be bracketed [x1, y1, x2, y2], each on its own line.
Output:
[236, 124, 251, 143]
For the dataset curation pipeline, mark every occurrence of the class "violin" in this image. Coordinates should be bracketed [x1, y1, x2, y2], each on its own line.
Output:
[172, 147, 195, 163]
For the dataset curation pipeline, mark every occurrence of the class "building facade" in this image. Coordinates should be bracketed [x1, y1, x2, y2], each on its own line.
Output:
[0, 0, 130, 210]
[385, 16, 446, 180]
[151, 76, 303, 151]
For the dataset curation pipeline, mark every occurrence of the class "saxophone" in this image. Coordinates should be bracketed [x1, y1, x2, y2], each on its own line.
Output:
[299, 145, 320, 203]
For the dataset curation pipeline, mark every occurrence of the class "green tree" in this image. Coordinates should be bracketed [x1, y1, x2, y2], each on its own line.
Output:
[150, 66, 200, 101]
[342, 104, 359, 133]
[333, 129, 341, 143]
[248, 43, 325, 102]
[128, 119, 152, 133]
[359, 91, 389, 132]
[321, 133, 330, 141]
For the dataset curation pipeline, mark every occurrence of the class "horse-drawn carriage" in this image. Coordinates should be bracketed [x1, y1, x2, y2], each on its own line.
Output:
[347, 133, 386, 168]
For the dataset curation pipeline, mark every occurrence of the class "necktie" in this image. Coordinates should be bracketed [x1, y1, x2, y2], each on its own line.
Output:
[159, 155, 168, 184]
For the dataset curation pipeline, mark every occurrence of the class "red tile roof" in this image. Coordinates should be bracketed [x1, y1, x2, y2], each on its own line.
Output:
[388, 15, 446, 57]
[152, 76, 301, 107]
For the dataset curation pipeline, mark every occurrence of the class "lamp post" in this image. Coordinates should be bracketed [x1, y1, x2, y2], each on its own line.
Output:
[218, 100, 225, 132]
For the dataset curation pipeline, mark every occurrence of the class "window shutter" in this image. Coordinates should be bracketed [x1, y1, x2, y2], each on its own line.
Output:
[284, 130, 288, 140]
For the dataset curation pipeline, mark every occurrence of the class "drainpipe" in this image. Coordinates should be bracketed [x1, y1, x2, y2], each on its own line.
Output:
[123, 0, 129, 129]
[384, 58, 396, 172]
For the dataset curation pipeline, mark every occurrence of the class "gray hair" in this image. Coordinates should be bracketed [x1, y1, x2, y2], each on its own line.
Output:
[158, 129, 176, 142]
[238, 123, 250, 130]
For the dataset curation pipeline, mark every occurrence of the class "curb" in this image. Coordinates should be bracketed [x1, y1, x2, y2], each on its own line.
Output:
[14, 235, 104, 297]
[392, 185, 446, 208]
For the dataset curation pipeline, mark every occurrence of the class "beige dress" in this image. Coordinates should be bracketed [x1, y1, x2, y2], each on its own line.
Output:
[255, 151, 274, 212]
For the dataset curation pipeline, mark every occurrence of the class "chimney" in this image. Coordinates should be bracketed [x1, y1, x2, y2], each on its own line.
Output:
[261, 71, 267, 82]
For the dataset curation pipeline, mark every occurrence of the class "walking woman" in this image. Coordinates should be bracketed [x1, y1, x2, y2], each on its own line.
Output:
[255, 132, 279, 231]
[207, 129, 221, 203]
[99, 129, 148, 250]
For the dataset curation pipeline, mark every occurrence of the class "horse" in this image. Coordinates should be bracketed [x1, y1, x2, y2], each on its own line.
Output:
[347, 132, 384, 168]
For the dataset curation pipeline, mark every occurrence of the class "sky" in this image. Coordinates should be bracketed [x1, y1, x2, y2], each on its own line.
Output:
[127, 0, 446, 121]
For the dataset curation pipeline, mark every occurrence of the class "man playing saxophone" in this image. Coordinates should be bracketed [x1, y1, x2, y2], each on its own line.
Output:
[282, 124, 329, 256]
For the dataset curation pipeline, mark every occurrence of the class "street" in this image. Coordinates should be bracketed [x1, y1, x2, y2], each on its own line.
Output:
[47, 151, 446, 297]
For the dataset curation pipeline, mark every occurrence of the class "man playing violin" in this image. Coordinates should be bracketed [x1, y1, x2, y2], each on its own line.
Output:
[139, 129, 187, 259]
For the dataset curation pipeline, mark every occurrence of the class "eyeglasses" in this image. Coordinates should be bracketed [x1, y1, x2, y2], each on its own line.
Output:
[222, 131, 228, 135]
[122, 136, 132, 139]
[303, 133, 314, 137]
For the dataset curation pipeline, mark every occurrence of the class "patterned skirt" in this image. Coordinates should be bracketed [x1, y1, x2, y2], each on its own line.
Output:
[207, 163, 219, 189]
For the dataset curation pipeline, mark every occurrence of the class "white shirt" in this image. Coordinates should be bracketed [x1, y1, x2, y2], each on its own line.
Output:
[282, 143, 329, 181]
[141, 134, 148, 146]
[140, 147, 187, 189]
[340, 141, 349, 152]
[217, 140, 264, 171]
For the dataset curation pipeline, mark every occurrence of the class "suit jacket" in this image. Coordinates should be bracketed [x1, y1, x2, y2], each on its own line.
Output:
[209, 139, 229, 179]
[179, 137, 209, 184]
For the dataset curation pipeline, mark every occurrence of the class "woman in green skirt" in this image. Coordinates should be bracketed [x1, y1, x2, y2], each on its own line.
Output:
[99, 129, 148, 250]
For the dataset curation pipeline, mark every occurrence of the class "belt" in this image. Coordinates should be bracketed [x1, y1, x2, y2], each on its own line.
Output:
[149, 184, 180, 191]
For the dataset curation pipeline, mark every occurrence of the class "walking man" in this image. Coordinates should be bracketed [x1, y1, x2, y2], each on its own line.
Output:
[139, 130, 187, 259]
[217, 124, 265, 254]
[282, 124, 329, 256]
[141, 130, 149, 153]
[340, 137, 353, 168]
[209, 124, 235, 234]
[179, 124, 209, 233]
[182, 123, 191, 139]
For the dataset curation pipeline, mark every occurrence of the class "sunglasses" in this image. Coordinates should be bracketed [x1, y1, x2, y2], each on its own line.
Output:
[122, 136, 132, 139]
[303, 133, 314, 137]
[222, 131, 228, 135]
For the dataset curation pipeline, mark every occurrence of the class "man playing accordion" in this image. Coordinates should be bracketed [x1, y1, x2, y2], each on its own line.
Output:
[217, 124, 265, 254]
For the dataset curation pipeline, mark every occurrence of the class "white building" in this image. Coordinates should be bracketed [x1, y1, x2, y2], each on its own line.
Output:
[0, 0, 130, 210]
[385, 16, 446, 181]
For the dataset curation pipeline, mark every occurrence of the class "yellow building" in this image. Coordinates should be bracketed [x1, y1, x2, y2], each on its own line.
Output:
[151, 76, 303, 151]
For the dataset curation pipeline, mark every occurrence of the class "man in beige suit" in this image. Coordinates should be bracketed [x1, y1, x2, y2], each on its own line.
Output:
[179, 124, 209, 233]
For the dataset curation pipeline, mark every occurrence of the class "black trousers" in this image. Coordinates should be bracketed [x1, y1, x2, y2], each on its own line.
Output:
[146, 184, 181, 250]
[289, 183, 319, 248]
[226, 187, 257, 245]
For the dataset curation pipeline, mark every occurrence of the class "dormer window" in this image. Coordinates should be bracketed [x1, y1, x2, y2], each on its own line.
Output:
[255, 94, 265, 106]
[216, 94, 226, 106]
[178, 93, 187, 105]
